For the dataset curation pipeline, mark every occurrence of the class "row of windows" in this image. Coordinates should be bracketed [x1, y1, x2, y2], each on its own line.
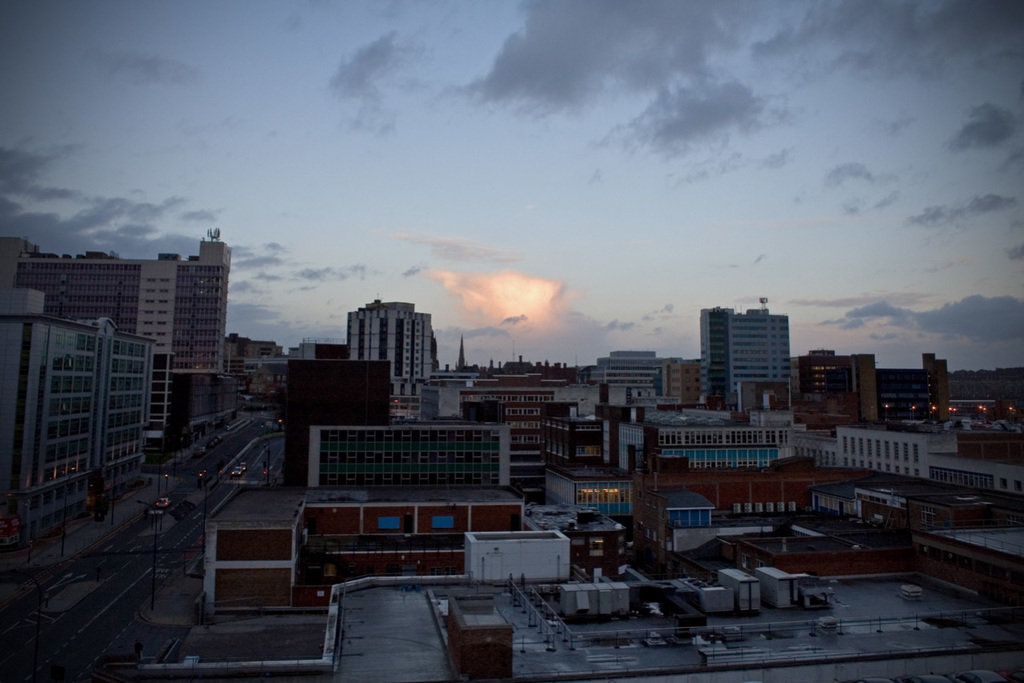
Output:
[844, 458, 920, 476]
[918, 545, 1024, 586]
[109, 358, 146, 374]
[45, 437, 90, 463]
[376, 516, 454, 530]
[929, 466, 994, 489]
[665, 448, 779, 469]
[52, 354, 94, 372]
[321, 429, 501, 444]
[50, 375, 94, 394]
[660, 429, 787, 447]
[108, 409, 144, 428]
[47, 417, 91, 439]
[319, 471, 495, 486]
[52, 329, 96, 351]
[843, 436, 920, 459]
[49, 396, 92, 416]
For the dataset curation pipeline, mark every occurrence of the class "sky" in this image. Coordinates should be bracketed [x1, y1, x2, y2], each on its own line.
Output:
[1, 1, 1023, 372]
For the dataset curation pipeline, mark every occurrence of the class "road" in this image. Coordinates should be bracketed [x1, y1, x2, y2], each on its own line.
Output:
[0, 419, 284, 682]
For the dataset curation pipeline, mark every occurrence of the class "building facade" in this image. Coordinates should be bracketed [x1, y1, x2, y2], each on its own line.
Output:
[588, 350, 664, 389]
[700, 304, 790, 402]
[347, 300, 436, 417]
[308, 422, 510, 488]
[1, 235, 232, 446]
[0, 289, 153, 545]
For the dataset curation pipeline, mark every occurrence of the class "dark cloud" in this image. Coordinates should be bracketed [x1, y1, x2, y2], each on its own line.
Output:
[179, 209, 219, 223]
[948, 103, 1017, 151]
[753, 1, 1024, 78]
[823, 295, 1024, 343]
[622, 81, 772, 156]
[467, 2, 740, 113]
[1009, 243, 1024, 259]
[293, 265, 367, 282]
[89, 50, 201, 85]
[0, 146, 79, 201]
[824, 162, 878, 187]
[403, 265, 425, 277]
[500, 315, 528, 326]
[906, 193, 1017, 227]
[605, 320, 635, 331]
[330, 32, 418, 134]
[874, 191, 901, 209]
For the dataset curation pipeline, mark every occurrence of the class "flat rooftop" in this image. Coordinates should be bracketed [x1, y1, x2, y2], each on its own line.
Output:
[213, 488, 307, 524]
[121, 573, 1023, 683]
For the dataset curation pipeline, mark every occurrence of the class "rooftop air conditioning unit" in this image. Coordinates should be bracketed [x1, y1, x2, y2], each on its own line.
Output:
[754, 502, 764, 513]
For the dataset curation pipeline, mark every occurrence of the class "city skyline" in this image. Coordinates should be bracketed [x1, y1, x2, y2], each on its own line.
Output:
[1, 1, 1022, 371]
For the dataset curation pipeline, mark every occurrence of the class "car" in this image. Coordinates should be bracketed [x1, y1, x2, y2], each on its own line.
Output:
[155, 497, 171, 508]
[897, 676, 956, 683]
[229, 466, 244, 478]
[954, 672, 1010, 683]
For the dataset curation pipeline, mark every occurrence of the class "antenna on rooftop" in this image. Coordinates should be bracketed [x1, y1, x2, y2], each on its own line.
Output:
[759, 297, 768, 313]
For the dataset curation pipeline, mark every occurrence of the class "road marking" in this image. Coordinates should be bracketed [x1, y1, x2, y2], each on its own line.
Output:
[76, 568, 150, 635]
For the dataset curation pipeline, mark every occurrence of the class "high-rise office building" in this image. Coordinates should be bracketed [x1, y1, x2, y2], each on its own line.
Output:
[0, 289, 154, 545]
[0, 234, 232, 444]
[347, 300, 437, 417]
[700, 302, 791, 401]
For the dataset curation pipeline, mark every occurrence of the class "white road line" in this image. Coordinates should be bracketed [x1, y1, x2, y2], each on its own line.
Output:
[76, 568, 150, 635]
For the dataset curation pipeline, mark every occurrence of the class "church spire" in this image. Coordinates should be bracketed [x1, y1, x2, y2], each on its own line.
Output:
[457, 335, 466, 370]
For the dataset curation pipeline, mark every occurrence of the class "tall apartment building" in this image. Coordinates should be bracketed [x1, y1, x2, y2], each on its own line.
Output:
[700, 303, 790, 401]
[0, 290, 153, 546]
[850, 353, 950, 422]
[0, 235, 232, 445]
[347, 300, 437, 417]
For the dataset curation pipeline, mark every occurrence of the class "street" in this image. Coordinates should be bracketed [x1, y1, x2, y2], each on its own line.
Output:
[0, 420, 283, 682]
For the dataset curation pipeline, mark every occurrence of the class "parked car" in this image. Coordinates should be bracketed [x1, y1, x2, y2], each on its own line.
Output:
[155, 497, 171, 508]
[953, 672, 1010, 683]
[897, 676, 955, 683]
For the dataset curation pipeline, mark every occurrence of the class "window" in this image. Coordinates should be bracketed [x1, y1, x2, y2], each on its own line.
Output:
[432, 516, 454, 529]
[377, 516, 401, 530]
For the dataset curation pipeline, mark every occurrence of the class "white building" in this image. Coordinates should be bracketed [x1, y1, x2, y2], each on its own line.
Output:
[588, 350, 664, 390]
[347, 300, 436, 417]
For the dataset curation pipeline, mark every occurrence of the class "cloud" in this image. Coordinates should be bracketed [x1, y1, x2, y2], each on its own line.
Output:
[89, 50, 201, 85]
[753, 1, 1024, 78]
[790, 293, 931, 308]
[824, 162, 880, 187]
[179, 209, 220, 223]
[620, 81, 774, 156]
[948, 103, 1017, 151]
[1009, 243, 1024, 259]
[0, 146, 79, 200]
[426, 269, 574, 330]
[402, 264, 426, 278]
[330, 32, 418, 134]
[466, 2, 738, 113]
[822, 295, 1024, 343]
[605, 319, 635, 331]
[293, 265, 367, 282]
[906, 193, 1018, 227]
[758, 147, 794, 170]
[393, 231, 523, 263]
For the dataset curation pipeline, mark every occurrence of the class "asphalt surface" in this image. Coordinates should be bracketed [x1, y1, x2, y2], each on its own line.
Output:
[0, 418, 283, 683]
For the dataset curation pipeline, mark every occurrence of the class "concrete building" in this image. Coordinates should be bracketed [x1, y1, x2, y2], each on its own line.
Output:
[661, 357, 702, 404]
[308, 421, 510, 488]
[522, 503, 628, 579]
[587, 350, 663, 390]
[0, 289, 153, 545]
[700, 302, 790, 403]
[0, 235, 232, 447]
[346, 300, 436, 418]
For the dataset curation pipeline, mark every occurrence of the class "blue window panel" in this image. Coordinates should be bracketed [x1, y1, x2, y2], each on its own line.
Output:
[432, 516, 454, 529]
[377, 516, 401, 530]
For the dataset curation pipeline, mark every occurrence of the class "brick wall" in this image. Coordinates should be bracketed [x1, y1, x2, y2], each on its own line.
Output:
[215, 568, 291, 606]
[217, 529, 292, 561]
[447, 599, 513, 679]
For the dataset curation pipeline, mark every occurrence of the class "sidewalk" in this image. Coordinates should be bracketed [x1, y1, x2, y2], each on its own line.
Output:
[0, 469, 178, 604]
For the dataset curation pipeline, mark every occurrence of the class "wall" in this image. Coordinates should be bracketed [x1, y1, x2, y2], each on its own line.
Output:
[447, 598, 513, 680]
